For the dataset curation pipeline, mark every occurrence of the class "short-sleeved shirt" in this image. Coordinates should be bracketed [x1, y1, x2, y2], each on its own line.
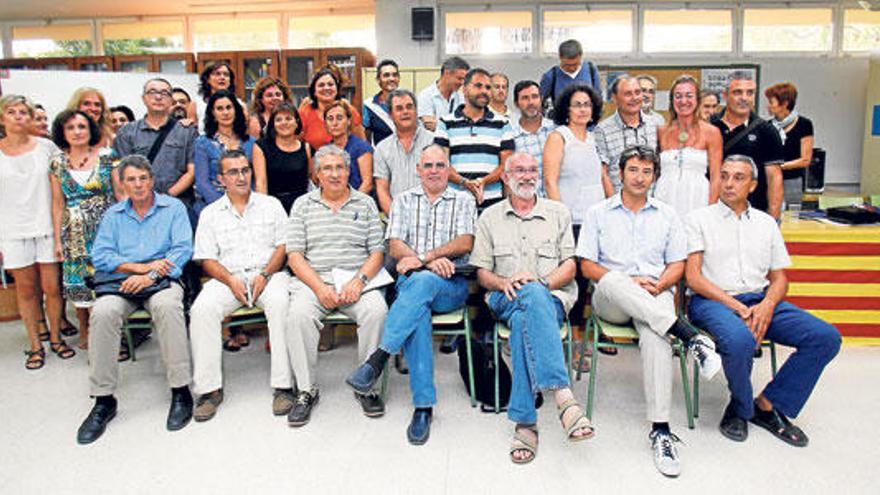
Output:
[711, 113, 784, 213]
[386, 185, 477, 267]
[470, 198, 578, 312]
[781, 116, 814, 181]
[594, 111, 658, 193]
[417, 82, 464, 120]
[193, 192, 287, 274]
[114, 118, 197, 199]
[0, 138, 58, 240]
[576, 194, 686, 280]
[685, 201, 791, 295]
[343, 136, 373, 190]
[286, 188, 385, 283]
[362, 92, 395, 146]
[644, 110, 667, 127]
[512, 117, 556, 198]
[373, 126, 436, 201]
[434, 105, 515, 201]
[298, 102, 364, 153]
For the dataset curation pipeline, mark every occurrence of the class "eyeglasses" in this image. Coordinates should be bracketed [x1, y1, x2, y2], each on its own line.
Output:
[144, 89, 172, 99]
[223, 167, 252, 178]
[509, 167, 539, 176]
[570, 102, 592, 109]
[421, 161, 448, 170]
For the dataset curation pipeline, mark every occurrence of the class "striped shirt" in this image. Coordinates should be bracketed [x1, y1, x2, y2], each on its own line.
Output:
[594, 111, 658, 193]
[286, 188, 385, 282]
[386, 185, 477, 266]
[434, 105, 515, 201]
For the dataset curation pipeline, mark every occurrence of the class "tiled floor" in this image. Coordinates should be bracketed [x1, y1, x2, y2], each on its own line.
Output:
[0, 319, 876, 494]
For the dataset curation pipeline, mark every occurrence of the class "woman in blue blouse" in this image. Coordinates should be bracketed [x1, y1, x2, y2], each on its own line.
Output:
[193, 89, 256, 216]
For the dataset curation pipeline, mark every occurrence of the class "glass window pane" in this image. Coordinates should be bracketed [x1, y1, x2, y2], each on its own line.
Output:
[643, 9, 732, 53]
[543, 10, 632, 54]
[102, 20, 184, 55]
[445, 11, 532, 54]
[193, 17, 279, 52]
[12, 24, 92, 57]
[743, 8, 832, 52]
[843, 9, 880, 52]
[288, 14, 376, 53]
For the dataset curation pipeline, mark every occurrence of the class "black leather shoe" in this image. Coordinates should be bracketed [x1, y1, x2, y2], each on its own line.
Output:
[719, 401, 748, 442]
[439, 335, 460, 354]
[166, 390, 193, 432]
[77, 401, 117, 445]
[346, 362, 380, 394]
[407, 409, 432, 445]
[288, 389, 319, 427]
[355, 392, 385, 417]
[394, 354, 409, 375]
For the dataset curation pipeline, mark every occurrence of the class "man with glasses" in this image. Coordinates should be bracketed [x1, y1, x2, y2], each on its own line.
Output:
[470, 151, 593, 464]
[346, 144, 477, 445]
[577, 146, 721, 477]
[114, 78, 197, 213]
[636, 75, 666, 127]
[594, 76, 659, 193]
[188, 150, 291, 421]
[77, 155, 194, 444]
[286, 145, 388, 426]
[363, 59, 400, 146]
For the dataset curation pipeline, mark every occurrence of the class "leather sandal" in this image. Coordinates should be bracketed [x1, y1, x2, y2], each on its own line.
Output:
[557, 398, 595, 442]
[510, 424, 538, 464]
[25, 347, 46, 370]
[37, 319, 49, 342]
[750, 406, 809, 447]
[49, 339, 76, 359]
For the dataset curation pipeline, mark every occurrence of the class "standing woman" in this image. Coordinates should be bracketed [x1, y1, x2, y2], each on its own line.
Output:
[253, 103, 312, 213]
[655, 75, 723, 216]
[109, 105, 135, 134]
[323, 101, 373, 194]
[31, 104, 50, 138]
[765, 82, 813, 206]
[67, 88, 114, 147]
[298, 68, 366, 152]
[248, 77, 291, 139]
[699, 89, 721, 122]
[193, 89, 256, 216]
[188, 61, 246, 123]
[49, 110, 120, 350]
[0, 95, 73, 369]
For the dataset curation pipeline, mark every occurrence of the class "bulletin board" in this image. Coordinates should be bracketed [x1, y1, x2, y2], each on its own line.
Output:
[596, 63, 761, 119]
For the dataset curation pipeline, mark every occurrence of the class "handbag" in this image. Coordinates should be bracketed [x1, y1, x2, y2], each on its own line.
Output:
[91, 271, 172, 302]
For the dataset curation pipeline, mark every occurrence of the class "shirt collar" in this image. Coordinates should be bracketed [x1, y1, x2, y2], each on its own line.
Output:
[217, 193, 256, 214]
[503, 197, 547, 220]
[613, 110, 646, 130]
[122, 192, 171, 220]
[513, 117, 554, 136]
[453, 104, 494, 123]
[411, 184, 457, 201]
[561, 63, 582, 78]
[715, 200, 753, 220]
[606, 192, 658, 212]
[309, 186, 358, 209]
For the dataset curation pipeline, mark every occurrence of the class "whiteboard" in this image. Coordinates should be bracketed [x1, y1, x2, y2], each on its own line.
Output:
[0, 69, 205, 129]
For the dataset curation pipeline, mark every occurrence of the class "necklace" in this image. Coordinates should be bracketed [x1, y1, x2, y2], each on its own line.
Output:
[67, 147, 93, 170]
[677, 122, 690, 146]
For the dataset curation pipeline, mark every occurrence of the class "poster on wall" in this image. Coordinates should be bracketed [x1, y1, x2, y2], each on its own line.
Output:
[701, 68, 758, 105]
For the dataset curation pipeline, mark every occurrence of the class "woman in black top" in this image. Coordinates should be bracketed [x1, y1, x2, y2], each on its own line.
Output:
[253, 103, 312, 213]
[765, 82, 814, 206]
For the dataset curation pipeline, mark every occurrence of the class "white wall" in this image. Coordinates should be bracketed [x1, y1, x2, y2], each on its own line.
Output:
[375, 0, 869, 185]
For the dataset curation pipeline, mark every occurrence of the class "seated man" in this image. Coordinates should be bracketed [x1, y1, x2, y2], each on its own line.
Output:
[189, 150, 291, 421]
[577, 145, 721, 477]
[346, 144, 477, 445]
[77, 155, 194, 444]
[470, 152, 593, 464]
[286, 144, 388, 426]
[686, 155, 840, 447]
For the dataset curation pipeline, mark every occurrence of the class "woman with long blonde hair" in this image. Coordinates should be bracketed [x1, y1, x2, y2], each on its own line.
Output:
[66, 87, 115, 147]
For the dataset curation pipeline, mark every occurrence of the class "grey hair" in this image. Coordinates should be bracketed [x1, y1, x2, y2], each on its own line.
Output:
[314, 144, 351, 169]
[0, 94, 35, 134]
[558, 39, 582, 58]
[723, 154, 759, 179]
[610, 75, 638, 96]
[143, 77, 172, 94]
[490, 72, 509, 85]
[636, 74, 657, 86]
[419, 143, 447, 160]
[441, 56, 470, 74]
[727, 70, 754, 86]
[118, 154, 154, 178]
[387, 89, 417, 113]
[504, 151, 537, 172]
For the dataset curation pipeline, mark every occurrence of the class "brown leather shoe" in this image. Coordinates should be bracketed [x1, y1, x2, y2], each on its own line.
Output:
[193, 389, 224, 422]
[272, 389, 296, 416]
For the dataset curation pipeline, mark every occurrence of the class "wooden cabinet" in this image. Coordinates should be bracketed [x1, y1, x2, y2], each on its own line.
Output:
[33, 57, 74, 70]
[0, 58, 37, 70]
[279, 48, 375, 110]
[239, 51, 280, 103]
[75, 56, 113, 71]
[280, 49, 321, 106]
[115, 53, 194, 74]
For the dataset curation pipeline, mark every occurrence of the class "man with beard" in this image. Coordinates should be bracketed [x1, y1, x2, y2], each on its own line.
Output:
[434, 68, 514, 208]
[470, 151, 594, 464]
[511, 80, 555, 198]
[171, 88, 192, 121]
[363, 59, 400, 146]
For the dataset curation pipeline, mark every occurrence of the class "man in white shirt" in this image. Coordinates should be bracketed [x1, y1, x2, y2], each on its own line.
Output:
[417, 56, 469, 132]
[685, 155, 840, 448]
[189, 150, 291, 421]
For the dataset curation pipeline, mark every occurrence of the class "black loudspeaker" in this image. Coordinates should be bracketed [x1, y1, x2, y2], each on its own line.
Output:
[412, 7, 434, 41]
[806, 148, 826, 193]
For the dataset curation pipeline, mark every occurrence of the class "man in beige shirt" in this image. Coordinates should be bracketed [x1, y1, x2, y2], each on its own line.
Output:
[470, 151, 593, 465]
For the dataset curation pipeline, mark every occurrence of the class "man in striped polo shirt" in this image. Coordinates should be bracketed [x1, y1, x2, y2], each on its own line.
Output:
[434, 68, 515, 209]
[285, 145, 388, 426]
[346, 144, 477, 445]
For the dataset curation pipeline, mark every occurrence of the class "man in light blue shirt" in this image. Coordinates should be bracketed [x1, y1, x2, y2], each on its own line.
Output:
[77, 155, 194, 445]
[576, 146, 719, 477]
[417, 56, 469, 132]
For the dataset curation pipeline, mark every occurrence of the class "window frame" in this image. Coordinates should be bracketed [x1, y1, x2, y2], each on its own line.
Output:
[539, 4, 638, 57]
[638, 4, 736, 57]
[740, 3, 837, 56]
[439, 4, 538, 57]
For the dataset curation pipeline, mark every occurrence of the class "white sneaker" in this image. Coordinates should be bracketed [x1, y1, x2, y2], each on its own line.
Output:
[649, 430, 682, 478]
[690, 334, 722, 380]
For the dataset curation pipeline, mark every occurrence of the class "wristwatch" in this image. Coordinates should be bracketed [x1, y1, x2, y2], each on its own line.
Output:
[538, 276, 550, 288]
[147, 270, 160, 281]
[356, 272, 369, 284]
[259, 270, 271, 280]
[417, 253, 427, 265]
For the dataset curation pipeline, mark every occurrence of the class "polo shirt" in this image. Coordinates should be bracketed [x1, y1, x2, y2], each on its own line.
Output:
[417, 82, 464, 120]
[114, 118, 197, 199]
[373, 126, 435, 200]
[362, 92, 395, 146]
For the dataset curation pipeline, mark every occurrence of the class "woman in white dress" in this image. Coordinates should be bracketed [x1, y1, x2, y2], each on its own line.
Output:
[655, 75, 722, 215]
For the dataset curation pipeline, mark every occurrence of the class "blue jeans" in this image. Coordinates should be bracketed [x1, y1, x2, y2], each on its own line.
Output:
[487, 282, 569, 424]
[380, 271, 469, 408]
[688, 293, 840, 419]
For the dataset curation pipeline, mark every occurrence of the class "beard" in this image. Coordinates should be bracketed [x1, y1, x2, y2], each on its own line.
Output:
[171, 107, 187, 120]
[506, 178, 537, 199]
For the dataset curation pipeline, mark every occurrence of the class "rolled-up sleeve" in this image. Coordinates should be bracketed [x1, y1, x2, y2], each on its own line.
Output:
[166, 201, 194, 278]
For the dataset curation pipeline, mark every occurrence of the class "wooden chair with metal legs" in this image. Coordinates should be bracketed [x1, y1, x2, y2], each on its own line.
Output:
[491, 320, 573, 413]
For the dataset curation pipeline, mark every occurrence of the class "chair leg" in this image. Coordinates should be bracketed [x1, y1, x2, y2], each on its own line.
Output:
[575, 335, 588, 382]
[769, 341, 778, 377]
[379, 361, 390, 400]
[693, 357, 700, 418]
[493, 324, 501, 414]
[123, 324, 137, 362]
[565, 321, 573, 382]
[586, 317, 600, 420]
[677, 342, 695, 430]
[464, 316, 477, 408]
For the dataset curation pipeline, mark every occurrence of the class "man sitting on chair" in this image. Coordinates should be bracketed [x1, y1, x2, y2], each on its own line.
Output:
[77, 155, 194, 444]
[286, 144, 388, 426]
[577, 145, 721, 477]
[189, 149, 291, 421]
[346, 144, 477, 445]
[469, 151, 593, 465]
[685, 155, 840, 447]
